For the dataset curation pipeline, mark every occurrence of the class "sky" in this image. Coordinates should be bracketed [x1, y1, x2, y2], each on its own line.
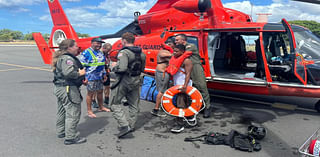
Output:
[0, 0, 319, 37]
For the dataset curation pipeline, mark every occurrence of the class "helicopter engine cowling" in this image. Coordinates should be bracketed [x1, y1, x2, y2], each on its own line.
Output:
[172, 0, 211, 13]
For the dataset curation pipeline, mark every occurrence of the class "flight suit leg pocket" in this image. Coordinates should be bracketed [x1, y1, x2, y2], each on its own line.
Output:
[67, 86, 83, 104]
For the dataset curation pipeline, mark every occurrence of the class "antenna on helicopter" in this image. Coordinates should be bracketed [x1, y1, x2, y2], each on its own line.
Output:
[250, 2, 253, 18]
[134, 11, 141, 22]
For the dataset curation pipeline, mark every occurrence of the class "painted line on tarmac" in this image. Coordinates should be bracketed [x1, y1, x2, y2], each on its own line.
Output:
[0, 62, 51, 72]
[0, 68, 29, 72]
[0, 45, 36, 47]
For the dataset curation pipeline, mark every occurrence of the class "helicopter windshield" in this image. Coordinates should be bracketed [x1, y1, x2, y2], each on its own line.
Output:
[293, 28, 320, 60]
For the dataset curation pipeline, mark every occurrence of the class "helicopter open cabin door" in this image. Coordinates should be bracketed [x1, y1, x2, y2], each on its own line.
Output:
[281, 18, 307, 85]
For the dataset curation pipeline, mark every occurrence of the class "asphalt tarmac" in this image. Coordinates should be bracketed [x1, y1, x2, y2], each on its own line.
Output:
[0, 46, 319, 157]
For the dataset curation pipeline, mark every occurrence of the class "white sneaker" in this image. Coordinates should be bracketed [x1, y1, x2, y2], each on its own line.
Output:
[171, 125, 184, 133]
[183, 116, 196, 122]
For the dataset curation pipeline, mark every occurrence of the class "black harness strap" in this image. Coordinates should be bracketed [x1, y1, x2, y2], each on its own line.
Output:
[184, 134, 207, 142]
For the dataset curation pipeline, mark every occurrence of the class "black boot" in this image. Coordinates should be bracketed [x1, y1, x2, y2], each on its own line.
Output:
[64, 137, 87, 145]
[57, 133, 65, 138]
[203, 107, 213, 118]
[118, 126, 132, 138]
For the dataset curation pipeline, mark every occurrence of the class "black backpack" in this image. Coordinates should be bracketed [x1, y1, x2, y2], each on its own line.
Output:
[128, 51, 142, 76]
[229, 130, 261, 152]
[120, 48, 142, 77]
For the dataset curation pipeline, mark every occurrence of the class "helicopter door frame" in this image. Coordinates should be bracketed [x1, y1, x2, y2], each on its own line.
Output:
[206, 32, 220, 77]
[281, 18, 307, 85]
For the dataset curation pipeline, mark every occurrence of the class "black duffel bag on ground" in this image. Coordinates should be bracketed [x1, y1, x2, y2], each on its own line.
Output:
[184, 130, 261, 152]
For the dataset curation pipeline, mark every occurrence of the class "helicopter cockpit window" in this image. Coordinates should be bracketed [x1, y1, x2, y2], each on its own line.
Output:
[186, 37, 199, 49]
[293, 29, 320, 60]
[293, 27, 320, 85]
[167, 36, 199, 50]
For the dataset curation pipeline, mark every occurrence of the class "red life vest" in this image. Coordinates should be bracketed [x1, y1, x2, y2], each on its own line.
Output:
[165, 51, 192, 76]
[161, 43, 174, 53]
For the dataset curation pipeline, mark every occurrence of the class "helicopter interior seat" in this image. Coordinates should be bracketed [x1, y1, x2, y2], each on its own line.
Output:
[239, 36, 247, 69]
[269, 38, 281, 57]
[229, 35, 246, 70]
[268, 37, 292, 78]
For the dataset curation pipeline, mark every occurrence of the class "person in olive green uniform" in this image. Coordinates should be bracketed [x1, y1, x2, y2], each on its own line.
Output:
[175, 34, 213, 118]
[109, 32, 146, 138]
[52, 39, 87, 145]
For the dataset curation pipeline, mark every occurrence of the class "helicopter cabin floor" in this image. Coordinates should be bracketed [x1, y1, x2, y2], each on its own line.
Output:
[213, 65, 265, 82]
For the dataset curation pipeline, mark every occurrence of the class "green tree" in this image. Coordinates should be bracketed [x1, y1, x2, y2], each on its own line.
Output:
[0, 29, 12, 35]
[0, 29, 13, 41]
[24, 33, 34, 40]
[11, 31, 23, 40]
[0, 29, 23, 41]
[288, 20, 320, 37]
[0, 34, 12, 41]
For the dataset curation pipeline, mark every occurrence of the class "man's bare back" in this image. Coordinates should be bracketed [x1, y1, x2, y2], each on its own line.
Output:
[156, 49, 172, 72]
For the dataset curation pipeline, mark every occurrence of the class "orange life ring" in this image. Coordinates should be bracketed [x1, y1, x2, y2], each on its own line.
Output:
[161, 85, 203, 117]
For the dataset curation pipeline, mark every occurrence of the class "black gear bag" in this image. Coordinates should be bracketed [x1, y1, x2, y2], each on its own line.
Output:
[184, 130, 261, 152]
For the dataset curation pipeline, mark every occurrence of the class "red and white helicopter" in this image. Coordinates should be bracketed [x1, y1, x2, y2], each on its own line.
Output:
[33, 0, 320, 112]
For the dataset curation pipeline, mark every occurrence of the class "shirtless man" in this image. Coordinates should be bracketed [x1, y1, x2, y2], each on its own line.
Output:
[151, 39, 174, 117]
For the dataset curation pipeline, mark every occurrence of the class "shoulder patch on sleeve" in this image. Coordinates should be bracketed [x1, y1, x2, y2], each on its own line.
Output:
[117, 52, 123, 58]
[66, 60, 74, 65]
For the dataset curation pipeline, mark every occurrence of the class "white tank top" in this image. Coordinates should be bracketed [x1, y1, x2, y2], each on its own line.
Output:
[173, 68, 192, 86]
